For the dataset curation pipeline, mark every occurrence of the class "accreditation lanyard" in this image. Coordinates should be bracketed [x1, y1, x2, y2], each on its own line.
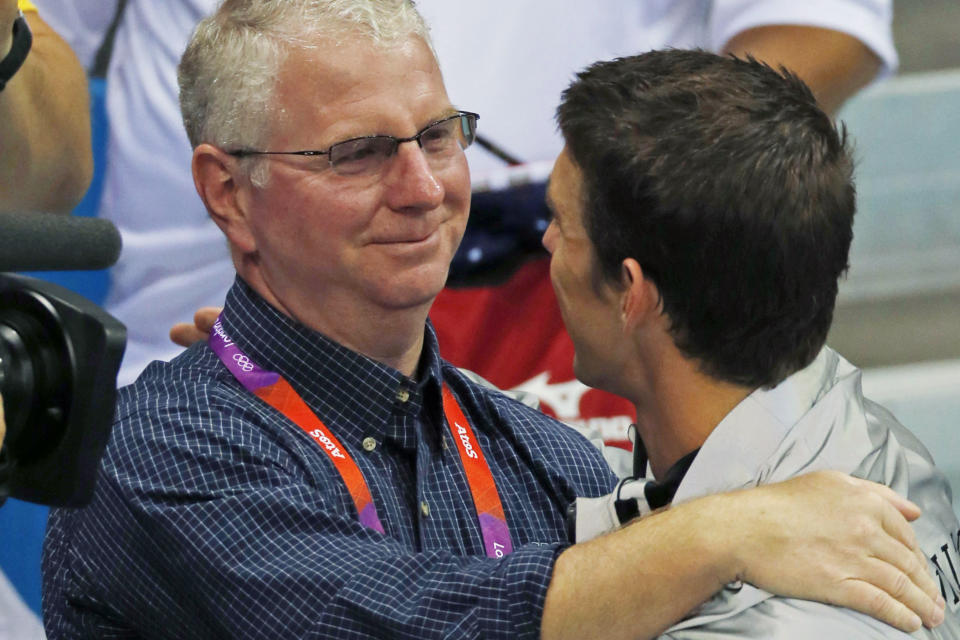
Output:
[208, 316, 513, 558]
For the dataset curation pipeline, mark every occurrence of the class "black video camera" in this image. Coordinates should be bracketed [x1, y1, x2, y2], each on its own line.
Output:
[0, 213, 125, 507]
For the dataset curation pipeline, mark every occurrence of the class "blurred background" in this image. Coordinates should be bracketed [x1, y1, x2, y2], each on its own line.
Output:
[829, 0, 960, 513]
[833, 0, 960, 365]
[1, 0, 959, 621]
[892, 0, 960, 73]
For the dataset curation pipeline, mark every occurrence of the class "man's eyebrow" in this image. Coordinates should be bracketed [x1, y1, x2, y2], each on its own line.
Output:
[435, 106, 462, 121]
[410, 108, 460, 132]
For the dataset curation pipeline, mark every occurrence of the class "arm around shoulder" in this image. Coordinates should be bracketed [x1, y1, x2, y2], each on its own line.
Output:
[542, 471, 944, 640]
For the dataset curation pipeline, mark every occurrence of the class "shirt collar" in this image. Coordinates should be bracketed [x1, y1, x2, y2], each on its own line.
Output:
[218, 277, 444, 445]
[672, 346, 843, 503]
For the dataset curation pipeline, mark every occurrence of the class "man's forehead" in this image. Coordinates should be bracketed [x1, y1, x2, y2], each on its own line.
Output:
[332, 37, 434, 79]
[282, 32, 435, 75]
[270, 34, 449, 139]
[548, 150, 584, 210]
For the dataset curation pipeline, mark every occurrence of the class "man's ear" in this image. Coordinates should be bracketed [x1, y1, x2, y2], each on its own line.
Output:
[619, 258, 661, 330]
[192, 143, 257, 254]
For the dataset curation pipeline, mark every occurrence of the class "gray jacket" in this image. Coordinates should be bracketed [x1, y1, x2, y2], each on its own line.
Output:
[662, 347, 960, 639]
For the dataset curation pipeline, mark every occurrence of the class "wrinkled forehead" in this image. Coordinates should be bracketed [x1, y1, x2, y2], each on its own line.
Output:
[270, 33, 445, 119]
[281, 31, 438, 84]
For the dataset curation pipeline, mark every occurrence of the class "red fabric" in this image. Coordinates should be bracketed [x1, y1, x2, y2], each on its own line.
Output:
[431, 257, 635, 449]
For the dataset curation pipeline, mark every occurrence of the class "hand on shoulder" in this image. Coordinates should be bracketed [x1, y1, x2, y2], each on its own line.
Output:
[720, 470, 945, 632]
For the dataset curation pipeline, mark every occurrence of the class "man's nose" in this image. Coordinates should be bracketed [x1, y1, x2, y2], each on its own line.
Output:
[384, 141, 444, 211]
[542, 218, 558, 254]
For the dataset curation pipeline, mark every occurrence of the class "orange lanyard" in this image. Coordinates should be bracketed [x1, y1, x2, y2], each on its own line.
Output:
[210, 317, 513, 557]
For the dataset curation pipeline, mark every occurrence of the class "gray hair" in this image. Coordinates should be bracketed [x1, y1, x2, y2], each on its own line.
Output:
[178, 0, 435, 184]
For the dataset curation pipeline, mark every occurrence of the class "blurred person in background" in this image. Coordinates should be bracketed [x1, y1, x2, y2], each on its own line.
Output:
[1, 2, 91, 637]
[0, 0, 91, 461]
[0, 0, 92, 488]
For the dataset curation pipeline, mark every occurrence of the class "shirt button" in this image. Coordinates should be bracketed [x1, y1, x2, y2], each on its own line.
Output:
[396, 388, 410, 403]
[420, 501, 430, 517]
[362, 437, 377, 452]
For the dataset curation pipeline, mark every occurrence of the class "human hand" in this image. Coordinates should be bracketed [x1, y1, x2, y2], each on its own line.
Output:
[722, 470, 945, 632]
[169, 306, 222, 347]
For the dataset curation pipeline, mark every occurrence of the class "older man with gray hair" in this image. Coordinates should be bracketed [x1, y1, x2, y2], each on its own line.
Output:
[41, 2, 943, 638]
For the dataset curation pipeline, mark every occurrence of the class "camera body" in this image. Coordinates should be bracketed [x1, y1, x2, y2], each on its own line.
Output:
[0, 273, 125, 507]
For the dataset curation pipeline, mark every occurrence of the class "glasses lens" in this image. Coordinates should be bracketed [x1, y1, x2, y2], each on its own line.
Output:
[329, 137, 396, 175]
[419, 116, 467, 156]
[327, 112, 477, 176]
[457, 113, 477, 149]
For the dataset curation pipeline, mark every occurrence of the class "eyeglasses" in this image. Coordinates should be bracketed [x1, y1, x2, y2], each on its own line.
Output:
[227, 111, 479, 177]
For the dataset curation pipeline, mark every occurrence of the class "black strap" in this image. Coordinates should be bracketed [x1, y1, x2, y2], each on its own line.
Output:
[612, 447, 699, 522]
[91, 0, 128, 78]
[0, 14, 32, 91]
[643, 448, 700, 510]
[632, 424, 648, 478]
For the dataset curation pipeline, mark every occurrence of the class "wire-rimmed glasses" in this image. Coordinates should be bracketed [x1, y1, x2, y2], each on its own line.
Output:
[227, 111, 479, 177]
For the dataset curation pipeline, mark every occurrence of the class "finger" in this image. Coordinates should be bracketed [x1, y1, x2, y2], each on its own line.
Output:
[194, 306, 222, 333]
[846, 476, 922, 522]
[914, 547, 949, 628]
[869, 554, 945, 630]
[834, 553, 943, 631]
[834, 578, 923, 633]
[850, 549, 944, 630]
[875, 493, 921, 550]
[867, 514, 940, 606]
[909, 544, 942, 607]
[169, 323, 208, 347]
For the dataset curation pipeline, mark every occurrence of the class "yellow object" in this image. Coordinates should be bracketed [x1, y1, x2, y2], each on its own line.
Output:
[17, 0, 38, 12]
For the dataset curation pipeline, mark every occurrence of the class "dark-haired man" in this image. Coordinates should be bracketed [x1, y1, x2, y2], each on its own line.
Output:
[549, 49, 960, 638]
[1, 1, 92, 635]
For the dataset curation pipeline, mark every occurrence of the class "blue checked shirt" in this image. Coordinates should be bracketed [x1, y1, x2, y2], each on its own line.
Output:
[42, 278, 617, 639]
